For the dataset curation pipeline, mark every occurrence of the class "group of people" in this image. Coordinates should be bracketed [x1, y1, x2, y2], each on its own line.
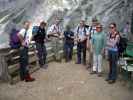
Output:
[16, 17, 123, 84]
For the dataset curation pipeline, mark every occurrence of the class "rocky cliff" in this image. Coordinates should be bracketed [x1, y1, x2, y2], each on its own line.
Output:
[0, 0, 133, 48]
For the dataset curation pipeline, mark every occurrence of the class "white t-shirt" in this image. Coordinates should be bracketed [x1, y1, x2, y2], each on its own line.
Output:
[74, 26, 89, 40]
[47, 24, 62, 35]
[19, 28, 30, 47]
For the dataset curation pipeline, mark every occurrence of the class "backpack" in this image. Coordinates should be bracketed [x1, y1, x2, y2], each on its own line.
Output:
[9, 28, 21, 49]
[32, 26, 39, 37]
[32, 26, 39, 41]
[117, 35, 127, 54]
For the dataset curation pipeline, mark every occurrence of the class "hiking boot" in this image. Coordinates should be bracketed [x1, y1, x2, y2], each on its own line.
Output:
[108, 80, 116, 84]
[87, 64, 91, 69]
[97, 73, 102, 77]
[75, 62, 81, 64]
[42, 64, 48, 69]
[20, 77, 25, 81]
[90, 71, 96, 75]
[105, 78, 110, 81]
[82, 62, 86, 66]
[25, 74, 35, 82]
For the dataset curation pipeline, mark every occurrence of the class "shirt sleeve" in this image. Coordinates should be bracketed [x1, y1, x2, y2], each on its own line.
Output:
[19, 29, 25, 37]
[74, 27, 78, 36]
[59, 26, 63, 33]
[47, 25, 54, 35]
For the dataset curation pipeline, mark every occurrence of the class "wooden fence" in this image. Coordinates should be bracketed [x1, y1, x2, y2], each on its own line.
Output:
[0, 41, 64, 84]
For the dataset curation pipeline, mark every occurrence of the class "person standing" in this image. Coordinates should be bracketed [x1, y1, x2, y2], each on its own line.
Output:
[47, 17, 63, 62]
[90, 23, 105, 77]
[18, 21, 35, 82]
[123, 22, 130, 39]
[75, 20, 89, 65]
[87, 18, 99, 69]
[64, 25, 74, 62]
[32, 21, 48, 69]
[106, 23, 120, 84]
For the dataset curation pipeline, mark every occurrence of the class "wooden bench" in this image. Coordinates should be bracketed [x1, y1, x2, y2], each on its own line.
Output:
[119, 42, 133, 88]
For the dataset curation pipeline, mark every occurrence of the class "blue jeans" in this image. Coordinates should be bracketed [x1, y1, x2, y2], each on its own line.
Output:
[108, 50, 118, 80]
[64, 42, 73, 62]
[77, 41, 86, 64]
[35, 43, 47, 67]
[19, 47, 29, 80]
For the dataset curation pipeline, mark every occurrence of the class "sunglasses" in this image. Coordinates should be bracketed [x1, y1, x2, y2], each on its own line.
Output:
[96, 27, 102, 28]
[109, 26, 115, 29]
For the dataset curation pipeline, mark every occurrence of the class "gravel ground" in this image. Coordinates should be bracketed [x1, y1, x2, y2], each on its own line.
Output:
[0, 60, 133, 100]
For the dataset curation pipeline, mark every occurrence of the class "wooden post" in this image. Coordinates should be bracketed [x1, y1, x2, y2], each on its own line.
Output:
[0, 48, 11, 82]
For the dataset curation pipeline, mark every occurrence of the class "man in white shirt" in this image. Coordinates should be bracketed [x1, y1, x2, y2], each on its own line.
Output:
[18, 21, 35, 82]
[87, 18, 98, 69]
[75, 20, 89, 65]
[47, 17, 63, 62]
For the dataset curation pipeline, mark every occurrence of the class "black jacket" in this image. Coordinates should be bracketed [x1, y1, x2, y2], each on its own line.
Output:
[34, 27, 46, 43]
[64, 30, 74, 44]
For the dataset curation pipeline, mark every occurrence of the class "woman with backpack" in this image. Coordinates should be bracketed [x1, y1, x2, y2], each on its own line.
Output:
[106, 23, 120, 84]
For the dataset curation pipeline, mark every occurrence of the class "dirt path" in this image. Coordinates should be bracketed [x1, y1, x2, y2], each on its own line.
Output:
[0, 61, 133, 100]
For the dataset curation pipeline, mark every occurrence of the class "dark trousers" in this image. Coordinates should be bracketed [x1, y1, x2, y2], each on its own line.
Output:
[77, 41, 86, 64]
[108, 50, 118, 80]
[19, 47, 29, 80]
[64, 42, 73, 62]
[35, 42, 47, 67]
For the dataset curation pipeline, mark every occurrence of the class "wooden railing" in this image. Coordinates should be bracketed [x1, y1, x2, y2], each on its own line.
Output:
[0, 41, 64, 84]
[0, 41, 77, 84]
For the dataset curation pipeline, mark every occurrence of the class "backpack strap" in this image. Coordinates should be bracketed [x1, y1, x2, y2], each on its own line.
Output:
[23, 30, 27, 40]
[84, 27, 86, 36]
[77, 26, 86, 36]
[77, 26, 79, 34]
[89, 26, 93, 39]
[109, 31, 120, 39]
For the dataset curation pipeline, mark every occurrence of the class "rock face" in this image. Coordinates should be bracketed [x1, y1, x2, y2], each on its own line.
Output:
[0, 0, 133, 47]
